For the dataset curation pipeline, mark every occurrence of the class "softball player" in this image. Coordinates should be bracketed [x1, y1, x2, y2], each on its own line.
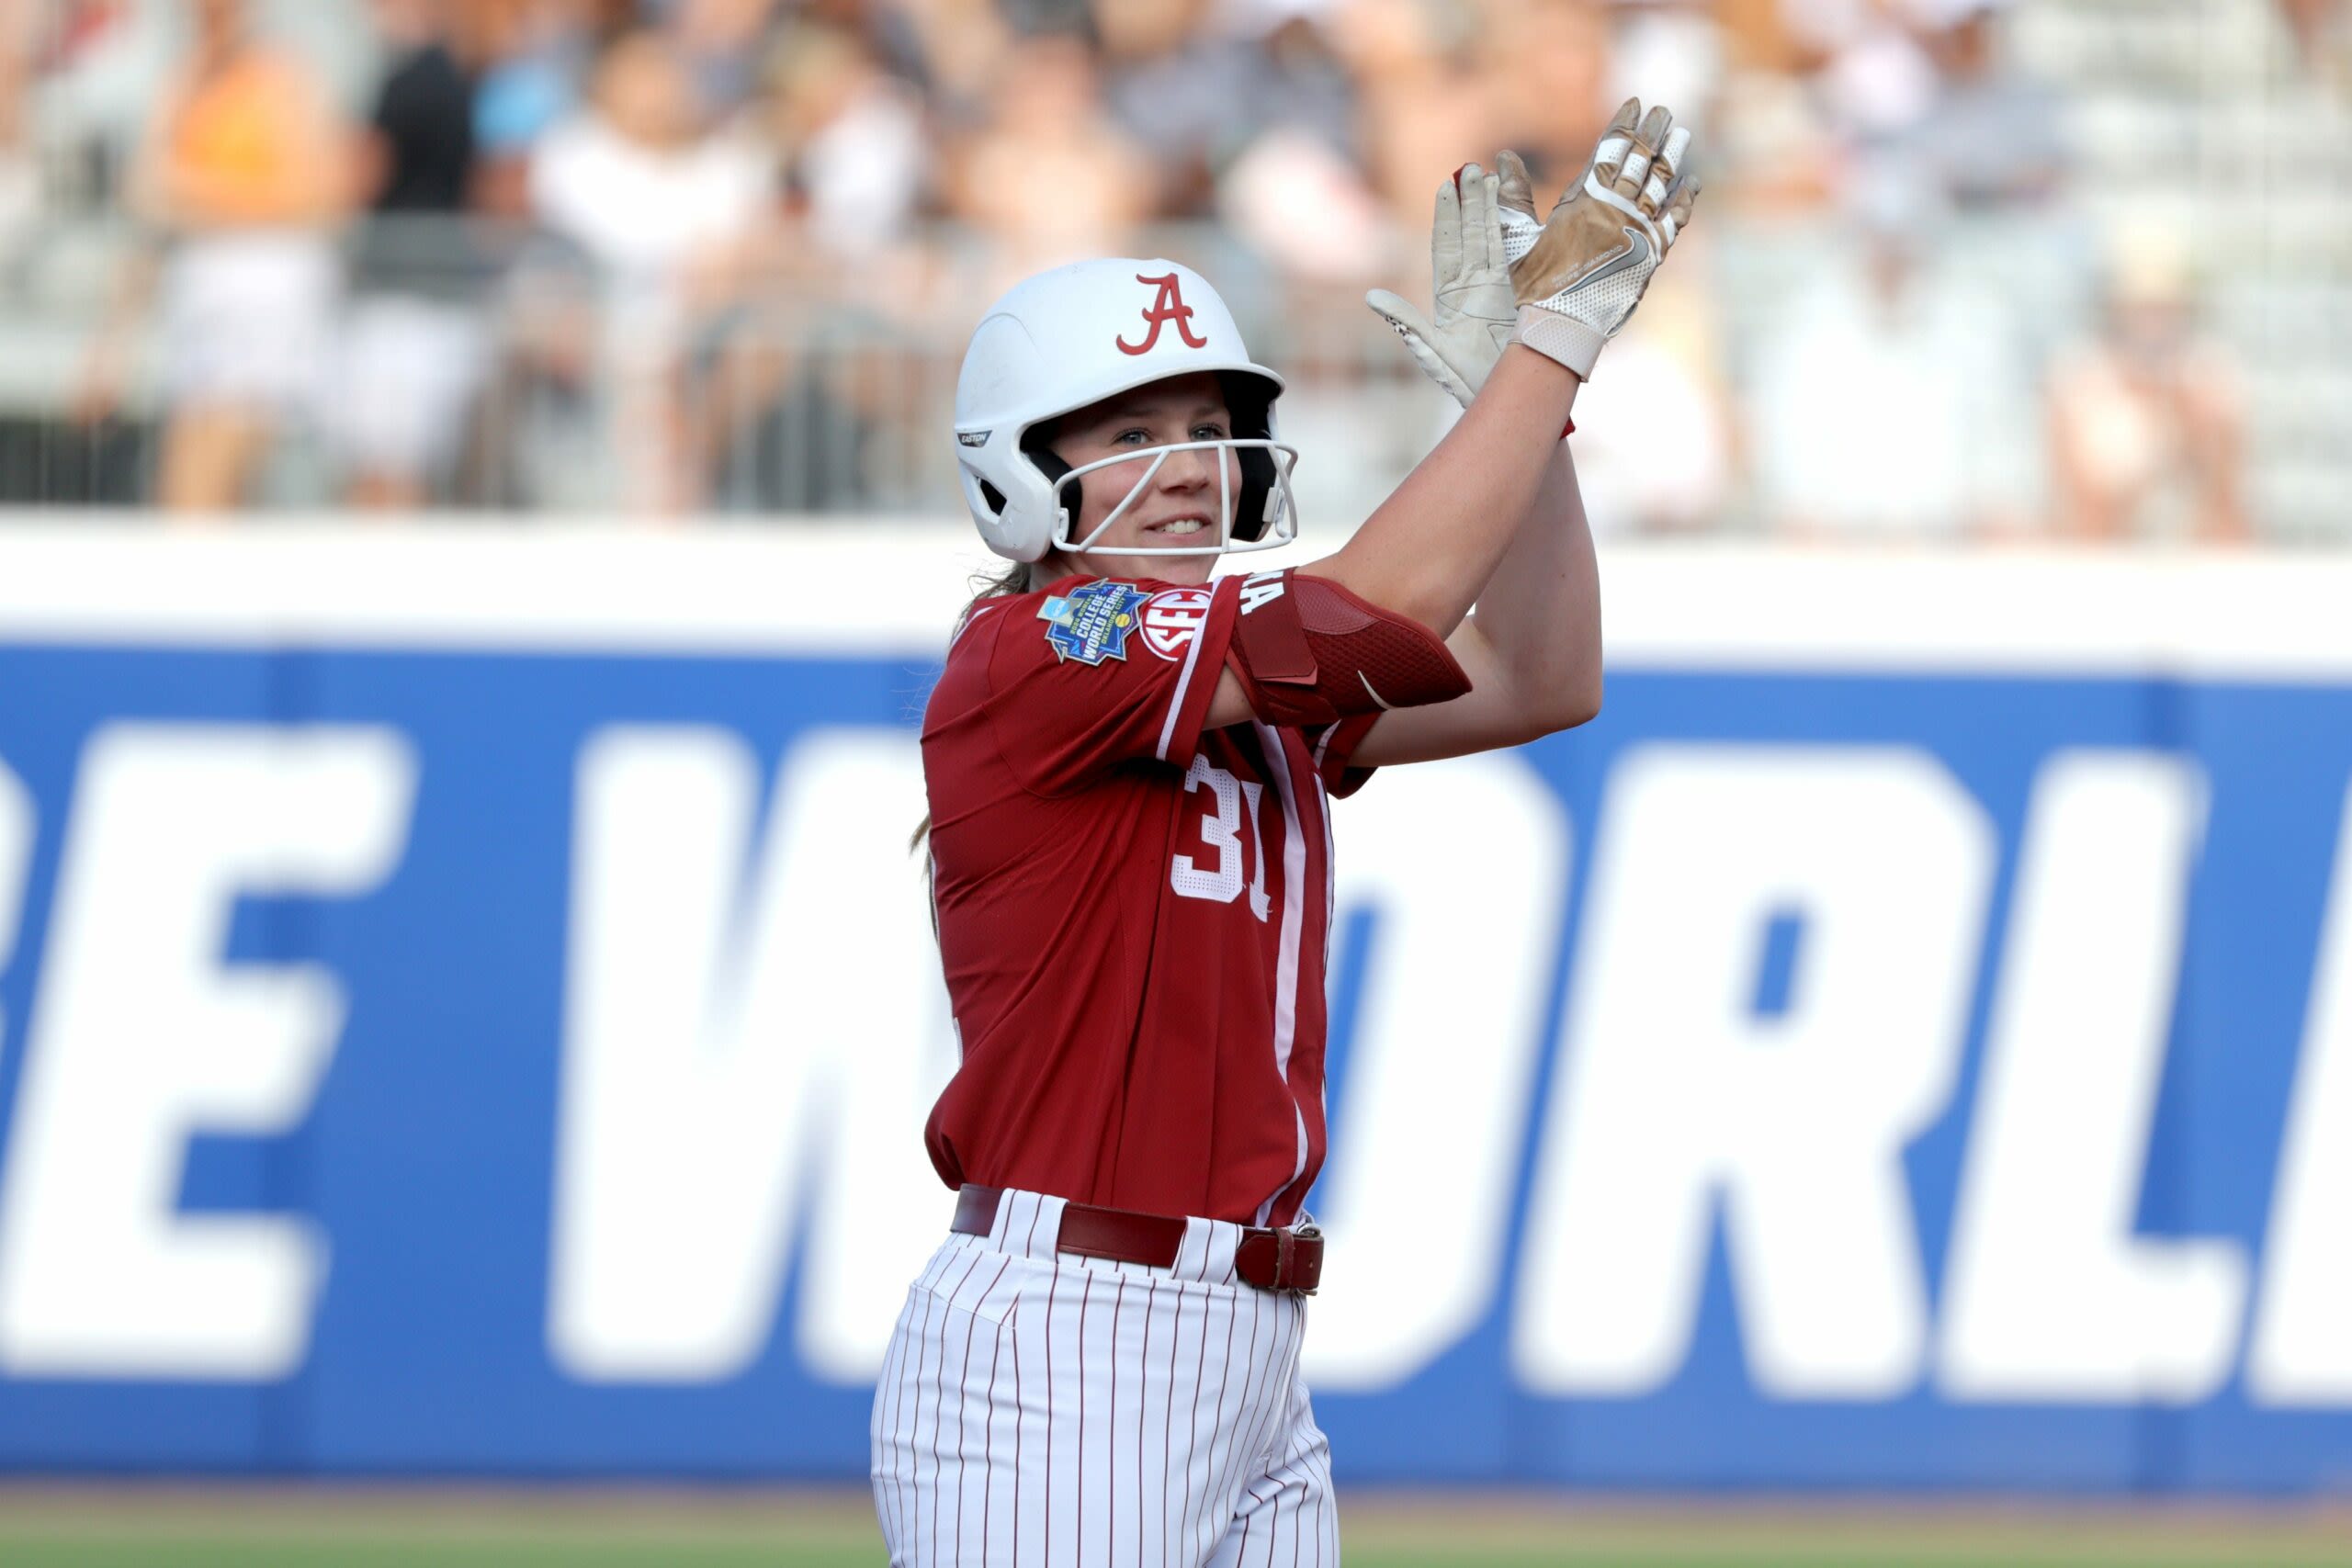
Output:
[875, 101, 1699, 1566]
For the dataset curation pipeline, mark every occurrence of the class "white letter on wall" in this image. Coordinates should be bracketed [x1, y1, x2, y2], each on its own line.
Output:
[2247, 779, 2352, 1405]
[548, 725, 956, 1385]
[1939, 750, 2245, 1404]
[1513, 745, 1992, 1400]
[1304, 752, 1569, 1391]
[0, 724, 415, 1378]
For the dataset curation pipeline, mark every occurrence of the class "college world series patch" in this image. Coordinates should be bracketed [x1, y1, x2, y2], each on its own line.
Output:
[1038, 581, 1148, 665]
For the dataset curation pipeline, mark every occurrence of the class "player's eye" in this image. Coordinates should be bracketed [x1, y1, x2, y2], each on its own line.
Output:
[1192, 423, 1228, 442]
[1112, 428, 1153, 446]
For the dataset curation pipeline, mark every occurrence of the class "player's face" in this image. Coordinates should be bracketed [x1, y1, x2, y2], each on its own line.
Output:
[1045, 373, 1239, 586]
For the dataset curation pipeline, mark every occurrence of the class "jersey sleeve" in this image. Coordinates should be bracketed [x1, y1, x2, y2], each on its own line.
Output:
[1306, 714, 1383, 799]
[980, 576, 1244, 795]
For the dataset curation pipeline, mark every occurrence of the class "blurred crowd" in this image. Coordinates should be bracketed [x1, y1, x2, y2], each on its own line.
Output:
[0, 0, 2346, 536]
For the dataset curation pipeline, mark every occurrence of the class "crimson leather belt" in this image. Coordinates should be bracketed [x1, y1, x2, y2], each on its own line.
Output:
[952, 1184, 1323, 1296]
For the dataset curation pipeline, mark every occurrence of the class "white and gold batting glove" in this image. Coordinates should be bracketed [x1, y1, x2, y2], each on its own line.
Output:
[1502, 100, 1700, 379]
[1364, 162, 1517, 408]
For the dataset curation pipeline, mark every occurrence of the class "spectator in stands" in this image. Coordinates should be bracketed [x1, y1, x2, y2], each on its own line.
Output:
[1707, 72, 1840, 217]
[0, 11, 35, 252]
[1096, 0, 1249, 217]
[1568, 258, 1738, 536]
[529, 22, 773, 511]
[769, 20, 926, 267]
[1607, 0, 1725, 141]
[880, 0, 1013, 127]
[28, 1, 154, 216]
[1747, 165, 2040, 540]
[668, 16, 933, 511]
[1228, 0, 1359, 156]
[1779, 0, 1940, 148]
[1334, 0, 1494, 237]
[1907, 0, 2065, 212]
[335, 0, 486, 511]
[2276, 0, 2352, 93]
[1216, 124, 1390, 289]
[947, 29, 1152, 293]
[76, 0, 348, 513]
[663, 0, 781, 118]
[1215, 1, 1388, 288]
[2048, 231, 2248, 544]
[469, 0, 589, 220]
[1482, 0, 1611, 196]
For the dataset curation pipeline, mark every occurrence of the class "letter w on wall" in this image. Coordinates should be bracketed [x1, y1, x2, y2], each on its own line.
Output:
[548, 726, 955, 1384]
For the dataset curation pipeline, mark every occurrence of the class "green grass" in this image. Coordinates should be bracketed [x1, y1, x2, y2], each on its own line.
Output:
[5, 1544, 2352, 1568]
[1, 1491, 2348, 1567]
[0, 1549, 870, 1568]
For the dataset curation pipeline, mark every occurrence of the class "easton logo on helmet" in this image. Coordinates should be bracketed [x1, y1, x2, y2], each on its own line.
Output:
[1115, 273, 1209, 356]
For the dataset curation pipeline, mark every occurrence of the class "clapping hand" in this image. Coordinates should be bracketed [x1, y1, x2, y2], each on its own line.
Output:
[1502, 99, 1700, 380]
[1365, 161, 1519, 409]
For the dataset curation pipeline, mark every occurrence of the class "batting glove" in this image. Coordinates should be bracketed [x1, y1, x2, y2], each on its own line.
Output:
[1503, 100, 1700, 380]
[1365, 162, 1517, 409]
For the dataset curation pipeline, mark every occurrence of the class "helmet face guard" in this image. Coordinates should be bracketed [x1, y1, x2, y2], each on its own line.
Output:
[1049, 439, 1301, 558]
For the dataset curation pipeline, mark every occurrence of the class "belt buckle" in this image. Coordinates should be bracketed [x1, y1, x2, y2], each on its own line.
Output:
[1289, 1223, 1321, 1296]
[1276, 1223, 1321, 1296]
[1236, 1222, 1324, 1295]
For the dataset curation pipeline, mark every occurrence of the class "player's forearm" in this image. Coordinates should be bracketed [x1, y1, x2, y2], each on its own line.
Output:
[1466, 435, 1602, 728]
[1308, 345, 1577, 637]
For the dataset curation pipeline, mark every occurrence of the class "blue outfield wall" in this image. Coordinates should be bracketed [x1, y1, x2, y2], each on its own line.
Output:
[1, 537, 2350, 1493]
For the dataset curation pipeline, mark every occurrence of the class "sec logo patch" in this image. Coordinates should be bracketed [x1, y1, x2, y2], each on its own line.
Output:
[1140, 587, 1214, 660]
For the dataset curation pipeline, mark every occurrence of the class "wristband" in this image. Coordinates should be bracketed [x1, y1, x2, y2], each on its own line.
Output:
[1515, 306, 1604, 380]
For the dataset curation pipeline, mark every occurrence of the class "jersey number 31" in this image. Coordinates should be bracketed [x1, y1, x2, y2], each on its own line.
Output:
[1170, 756, 1272, 922]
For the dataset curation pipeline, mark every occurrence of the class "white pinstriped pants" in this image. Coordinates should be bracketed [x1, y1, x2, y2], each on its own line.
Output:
[871, 1188, 1338, 1567]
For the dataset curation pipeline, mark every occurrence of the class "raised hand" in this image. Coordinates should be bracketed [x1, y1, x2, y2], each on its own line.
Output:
[1365, 162, 1518, 409]
[1503, 99, 1700, 380]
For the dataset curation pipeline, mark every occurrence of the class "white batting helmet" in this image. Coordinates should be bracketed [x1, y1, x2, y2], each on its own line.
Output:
[953, 258, 1300, 564]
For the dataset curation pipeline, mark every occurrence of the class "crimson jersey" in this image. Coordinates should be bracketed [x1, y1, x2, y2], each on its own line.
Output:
[920, 571, 1379, 1227]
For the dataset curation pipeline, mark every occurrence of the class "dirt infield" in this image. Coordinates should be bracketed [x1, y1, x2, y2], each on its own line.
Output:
[0, 1484, 2347, 1564]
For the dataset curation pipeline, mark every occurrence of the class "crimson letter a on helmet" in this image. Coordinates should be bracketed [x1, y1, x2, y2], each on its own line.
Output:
[1116, 273, 1210, 355]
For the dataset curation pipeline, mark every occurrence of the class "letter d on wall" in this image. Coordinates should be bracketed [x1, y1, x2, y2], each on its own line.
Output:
[0, 759, 30, 1056]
